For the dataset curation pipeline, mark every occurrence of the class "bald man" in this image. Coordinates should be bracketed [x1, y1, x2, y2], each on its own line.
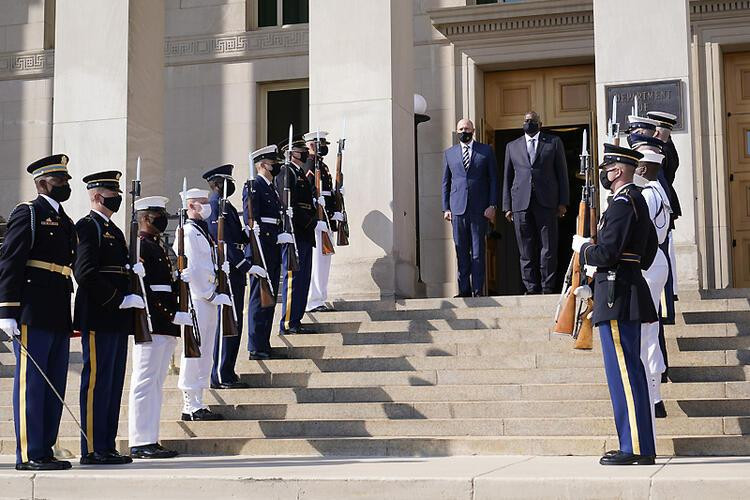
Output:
[442, 118, 499, 297]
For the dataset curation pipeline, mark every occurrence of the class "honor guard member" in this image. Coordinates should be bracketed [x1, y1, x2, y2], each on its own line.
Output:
[75, 171, 143, 465]
[304, 132, 338, 313]
[277, 135, 317, 334]
[634, 152, 672, 419]
[571, 144, 659, 466]
[203, 164, 250, 389]
[0, 155, 76, 471]
[244, 146, 284, 359]
[128, 196, 182, 459]
[173, 188, 231, 420]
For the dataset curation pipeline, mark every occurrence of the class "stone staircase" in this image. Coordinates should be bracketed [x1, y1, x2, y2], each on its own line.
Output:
[2, 290, 750, 457]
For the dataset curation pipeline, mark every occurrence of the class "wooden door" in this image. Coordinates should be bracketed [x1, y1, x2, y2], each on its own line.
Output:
[725, 52, 750, 287]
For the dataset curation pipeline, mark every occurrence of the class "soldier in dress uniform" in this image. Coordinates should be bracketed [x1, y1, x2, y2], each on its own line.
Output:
[75, 171, 145, 465]
[203, 165, 250, 389]
[634, 152, 672, 420]
[0, 154, 76, 471]
[277, 136, 318, 334]
[128, 196, 184, 459]
[244, 146, 284, 359]
[304, 131, 337, 313]
[572, 144, 659, 466]
[173, 188, 231, 421]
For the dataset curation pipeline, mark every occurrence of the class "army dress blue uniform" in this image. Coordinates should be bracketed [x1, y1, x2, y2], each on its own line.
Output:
[244, 146, 284, 357]
[203, 165, 251, 388]
[277, 137, 317, 334]
[0, 155, 76, 470]
[577, 145, 659, 465]
[74, 171, 135, 464]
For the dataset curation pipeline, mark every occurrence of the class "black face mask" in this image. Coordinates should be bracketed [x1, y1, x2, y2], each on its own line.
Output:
[223, 180, 236, 198]
[523, 121, 540, 135]
[296, 151, 310, 164]
[269, 163, 282, 177]
[152, 215, 168, 233]
[318, 145, 329, 157]
[599, 169, 614, 192]
[102, 194, 122, 213]
[48, 184, 72, 203]
[459, 131, 473, 144]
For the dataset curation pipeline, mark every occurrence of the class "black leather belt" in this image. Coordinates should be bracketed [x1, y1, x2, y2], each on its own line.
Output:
[101, 266, 128, 275]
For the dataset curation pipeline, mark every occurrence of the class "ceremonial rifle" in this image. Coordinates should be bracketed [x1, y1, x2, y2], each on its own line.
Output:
[216, 180, 239, 337]
[129, 156, 153, 344]
[314, 132, 335, 255]
[281, 124, 300, 271]
[245, 155, 276, 308]
[177, 177, 201, 358]
[334, 125, 350, 246]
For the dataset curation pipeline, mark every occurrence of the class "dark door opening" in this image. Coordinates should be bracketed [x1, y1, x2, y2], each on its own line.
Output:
[266, 88, 309, 145]
[488, 124, 590, 296]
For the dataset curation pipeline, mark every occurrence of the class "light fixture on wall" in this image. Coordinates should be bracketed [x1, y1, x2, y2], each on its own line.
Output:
[414, 94, 430, 285]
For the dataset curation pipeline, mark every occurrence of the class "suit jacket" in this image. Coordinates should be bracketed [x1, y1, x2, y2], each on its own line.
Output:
[441, 141, 498, 216]
[502, 132, 569, 213]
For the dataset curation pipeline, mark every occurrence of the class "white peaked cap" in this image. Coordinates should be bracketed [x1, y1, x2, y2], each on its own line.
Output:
[640, 151, 664, 164]
[627, 115, 660, 127]
[303, 131, 329, 142]
[251, 145, 278, 162]
[180, 188, 210, 201]
[134, 196, 169, 211]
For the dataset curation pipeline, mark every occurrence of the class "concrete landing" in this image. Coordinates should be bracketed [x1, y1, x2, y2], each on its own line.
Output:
[1, 455, 749, 499]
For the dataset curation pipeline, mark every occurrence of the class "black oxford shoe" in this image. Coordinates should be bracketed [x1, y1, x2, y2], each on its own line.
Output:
[16, 459, 69, 471]
[212, 380, 250, 389]
[80, 452, 132, 465]
[654, 401, 667, 418]
[182, 408, 225, 421]
[600, 451, 655, 465]
[281, 325, 317, 335]
[130, 444, 178, 459]
[249, 351, 270, 360]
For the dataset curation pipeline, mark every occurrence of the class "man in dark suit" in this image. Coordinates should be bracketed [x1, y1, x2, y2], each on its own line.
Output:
[502, 111, 569, 294]
[442, 118, 498, 297]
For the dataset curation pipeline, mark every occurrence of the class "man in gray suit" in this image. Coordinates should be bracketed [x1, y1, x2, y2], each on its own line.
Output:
[502, 111, 569, 294]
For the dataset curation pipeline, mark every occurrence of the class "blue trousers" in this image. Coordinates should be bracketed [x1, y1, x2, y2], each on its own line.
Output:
[79, 330, 128, 455]
[598, 320, 655, 457]
[13, 325, 70, 464]
[248, 242, 281, 353]
[451, 212, 487, 296]
[211, 272, 246, 385]
[279, 239, 313, 331]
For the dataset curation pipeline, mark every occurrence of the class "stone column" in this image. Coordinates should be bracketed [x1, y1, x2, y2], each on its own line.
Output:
[593, 0, 699, 290]
[309, 0, 418, 299]
[52, 0, 165, 226]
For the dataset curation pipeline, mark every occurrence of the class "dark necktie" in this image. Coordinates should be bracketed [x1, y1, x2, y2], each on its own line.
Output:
[462, 145, 470, 171]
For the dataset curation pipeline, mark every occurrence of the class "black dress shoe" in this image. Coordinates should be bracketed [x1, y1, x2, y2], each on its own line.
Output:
[654, 401, 667, 418]
[130, 444, 178, 459]
[182, 408, 225, 421]
[600, 451, 655, 465]
[16, 459, 69, 471]
[80, 452, 132, 465]
[454, 293, 470, 298]
[309, 305, 329, 313]
[249, 351, 270, 360]
[661, 370, 670, 383]
[212, 380, 249, 389]
[43, 456, 73, 469]
[281, 325, 316, 335]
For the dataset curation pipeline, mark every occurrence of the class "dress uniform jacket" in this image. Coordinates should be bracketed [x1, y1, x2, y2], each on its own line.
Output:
[580, 184, 658, 325]
[245, 176, 284, 249]
[276, 162, 316, 245]
[73, 211, 132, 335]
[0, 196, 76, 331]
[207, 193, 249, 272]
[139, 232, 179, 337]
[305, 157, 336, 219]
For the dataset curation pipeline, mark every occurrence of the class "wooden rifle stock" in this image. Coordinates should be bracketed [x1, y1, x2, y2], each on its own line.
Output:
[216, 196, 239, 337]
[244, 180, 276, 309]
[573, 205, 597, 350]
[552, 200, 586, 335]
[177, 212, 201, 358]
[315, 156, 335, 256]
[129, 180, 152, 344]
[334, 139, 350, 246]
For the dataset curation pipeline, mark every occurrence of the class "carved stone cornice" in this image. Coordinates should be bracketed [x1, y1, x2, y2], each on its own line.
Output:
[690, 0, 750, 20]
[0, 50, 54, 81]
[164, 26, 308, 66]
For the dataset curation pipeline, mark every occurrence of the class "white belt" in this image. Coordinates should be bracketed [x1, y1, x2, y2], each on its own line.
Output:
[321, 191, 332, 196]
[150, 285, 172, 293]
[260, 217, 280, 225]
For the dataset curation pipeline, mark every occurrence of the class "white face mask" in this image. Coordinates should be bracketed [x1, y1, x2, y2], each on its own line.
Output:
[633, 173, 649, 188]
[198, 203, 212, 220]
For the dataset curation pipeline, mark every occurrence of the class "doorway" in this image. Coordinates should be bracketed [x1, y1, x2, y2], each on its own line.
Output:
[725, 51, 750, 287]
[484, 65, 595, 295]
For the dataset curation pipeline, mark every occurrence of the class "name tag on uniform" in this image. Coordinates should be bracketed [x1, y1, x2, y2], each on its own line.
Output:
[41, 218, 59, 226]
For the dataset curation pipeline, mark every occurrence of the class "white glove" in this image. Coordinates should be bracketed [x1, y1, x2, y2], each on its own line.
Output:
[584, 265, 596, 278]
[249, 265, 268, 278]
[120, 294, 146, 310]
[253, 223, 261, 236]
[132, 262, 146, 279]
[338, 186, 345, 196]
[210, 293, 232, 307]
[317, 196, 326, 208]
[331, 212, 345, 222]
[286, 207, 294, 218]
[316, 220, 329, 232]
[277, 232, 294, 245]
[172, 311, 193, 326]
[0, 318, 20, 337]
[572, 235, 592, 253]
[221, 260, 231, 276]
[179, 268, 192, 283]
[573, 284, 593, 300]
[243, 226, 251, 238]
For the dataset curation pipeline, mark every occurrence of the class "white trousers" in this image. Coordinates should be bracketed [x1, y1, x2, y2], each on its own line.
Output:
[307, 224, 332, 311]
[668, 232, 678, 296]
[128, 335, 177, 447]
[178, 297, 218, 413]
[642, 248, 668, 406]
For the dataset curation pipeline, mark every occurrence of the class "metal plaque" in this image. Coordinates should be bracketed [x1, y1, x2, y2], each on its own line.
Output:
[605, 80, 684, 132]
